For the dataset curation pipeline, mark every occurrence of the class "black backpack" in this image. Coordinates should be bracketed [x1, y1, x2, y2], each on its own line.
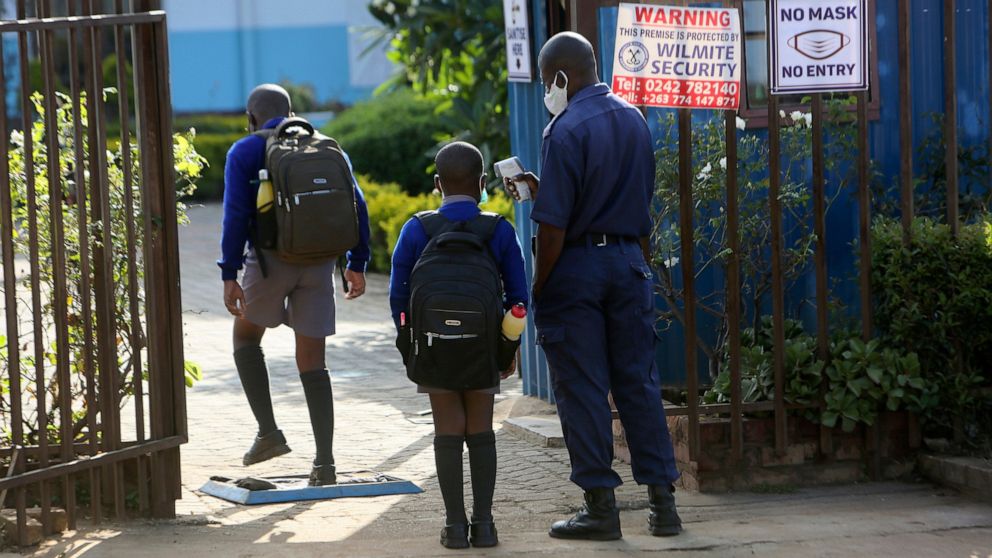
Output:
[404, 210, 504, 390]
[254, 117, 359, 265]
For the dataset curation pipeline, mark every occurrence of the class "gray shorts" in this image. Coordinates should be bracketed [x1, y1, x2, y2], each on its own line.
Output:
[241, 250, 336, 338]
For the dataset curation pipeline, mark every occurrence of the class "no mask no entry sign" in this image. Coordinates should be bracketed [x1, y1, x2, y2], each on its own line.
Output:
[769, 0, 869, 94]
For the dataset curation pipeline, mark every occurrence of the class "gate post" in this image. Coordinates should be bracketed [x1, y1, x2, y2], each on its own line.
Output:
[133, 16, 186, 519]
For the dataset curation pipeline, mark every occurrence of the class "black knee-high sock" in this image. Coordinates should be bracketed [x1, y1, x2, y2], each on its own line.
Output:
[234, 346, 277, 436]
[301, 369, 334, 466]
[434, 435, 467, 524]
[466, 431, 497, 522]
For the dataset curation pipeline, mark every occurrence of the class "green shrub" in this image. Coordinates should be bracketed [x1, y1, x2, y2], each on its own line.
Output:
[359, 176, 515, 272]
[872, 217, 992, 442]
[174, 113, 246, 135]
[1, 91, 204, 446]
[323, 89, 450, 194]
[703, 322, 936, 433]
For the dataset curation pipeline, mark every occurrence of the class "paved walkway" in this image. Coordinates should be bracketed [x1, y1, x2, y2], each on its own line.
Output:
[16, 204, 992, 557]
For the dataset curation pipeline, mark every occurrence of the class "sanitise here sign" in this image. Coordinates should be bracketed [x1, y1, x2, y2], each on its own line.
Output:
[611, 3, 742, 110]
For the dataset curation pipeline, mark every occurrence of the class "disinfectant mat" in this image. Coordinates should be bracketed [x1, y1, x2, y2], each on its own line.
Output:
[199, 471, 422, 505]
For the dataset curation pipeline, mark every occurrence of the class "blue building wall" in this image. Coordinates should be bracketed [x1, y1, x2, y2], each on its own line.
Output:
[168, 25, 366, 112]
[162, 0, 395, 113]
[510, 1, 992, 399]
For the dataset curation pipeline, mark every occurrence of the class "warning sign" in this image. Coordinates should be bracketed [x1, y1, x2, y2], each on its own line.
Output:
[610, 3, 742, 110]
[769, 0, 869, 94]
[504, 0, 532, 82]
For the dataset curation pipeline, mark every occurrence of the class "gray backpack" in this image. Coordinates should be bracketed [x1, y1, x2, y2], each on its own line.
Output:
[255, 117, 359, 265]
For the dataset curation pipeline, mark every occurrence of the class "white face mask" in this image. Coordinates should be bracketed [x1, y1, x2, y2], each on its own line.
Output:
[544, 70, 569, 115]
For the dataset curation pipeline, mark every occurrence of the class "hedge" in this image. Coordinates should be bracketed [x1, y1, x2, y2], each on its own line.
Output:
[184, 131, 242, 200]
[360, 176, 515, 272]
[872, 216, 992, 443]
[322, 89, 451, 194]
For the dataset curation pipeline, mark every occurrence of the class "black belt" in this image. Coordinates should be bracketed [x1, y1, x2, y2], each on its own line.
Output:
[564, 233, 637, 248]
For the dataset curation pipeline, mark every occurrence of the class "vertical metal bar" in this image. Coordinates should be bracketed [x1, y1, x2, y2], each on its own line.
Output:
[134, 18, 183, 517]
[0, 29, 30, 548]
[725, 111, 742, 463]
[767, 94, 787, 456]
[900, 0, 921, 451]
[857, 91, 872, 340]
[811, 93, 832, 457]
[17, 0, 53, 533]
[857, 86, 879, 479]
[38, 2, 76, 529]
[68, 0, 101, 524]
[677, 108, 699, 461]
[899, 0, 913, 244]
[155, 16, 185, 503]
[944, 0, 958, 235]
[85, 2, 125, 518]
[115, 0, 150, 511]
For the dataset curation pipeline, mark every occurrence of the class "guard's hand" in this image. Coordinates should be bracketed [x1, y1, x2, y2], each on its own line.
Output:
[223, 280, 246, 317]
[501, 355, 517, 380]
[504, 172, 539, 201]
[344, 269, 366, 300]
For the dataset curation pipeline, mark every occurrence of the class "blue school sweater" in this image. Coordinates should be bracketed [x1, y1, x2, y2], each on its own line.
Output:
[389, 196, 529, 329]
[217, 117, 371, 281]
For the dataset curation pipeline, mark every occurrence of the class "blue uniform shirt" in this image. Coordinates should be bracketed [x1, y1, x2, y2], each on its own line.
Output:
[217, 117, 372, 280]
[389, 197, 529, 329]
[531, 83, 655, 241]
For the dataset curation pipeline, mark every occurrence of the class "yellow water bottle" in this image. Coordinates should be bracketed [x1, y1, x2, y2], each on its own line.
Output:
[256, 169, 274, 212]
[255, 169, 277, 249]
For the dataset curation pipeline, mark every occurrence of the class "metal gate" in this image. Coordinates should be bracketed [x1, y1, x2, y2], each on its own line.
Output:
[512, 0, 978, 474]
[0, 0, 185, 544]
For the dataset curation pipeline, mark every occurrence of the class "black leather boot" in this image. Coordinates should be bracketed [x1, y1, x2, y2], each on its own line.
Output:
[548, 487, 622, 540]
[308, 463, 336, 487]
[648, 484, 682, 536]
[440, 522, 469, 549]
[242, 429, 291, 466]
[469, 517, 499, 547]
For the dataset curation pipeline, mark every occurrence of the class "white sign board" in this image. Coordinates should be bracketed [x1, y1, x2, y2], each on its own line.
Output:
[611, 3, 742, 110]
[769, 0, 869, 94]
[504, 0, 532, 82]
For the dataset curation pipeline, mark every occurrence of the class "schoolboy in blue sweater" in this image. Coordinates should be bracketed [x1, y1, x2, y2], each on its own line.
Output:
[389, 142, 527, 549]
[218, 84, 371, 486]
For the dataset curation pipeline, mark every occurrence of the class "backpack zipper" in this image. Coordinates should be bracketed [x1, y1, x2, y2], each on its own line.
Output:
[425, 332, 479, 347]
[294, 189, 333, 205]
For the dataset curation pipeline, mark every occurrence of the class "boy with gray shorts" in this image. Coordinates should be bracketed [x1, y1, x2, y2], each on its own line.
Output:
[218, 84, 371, 486]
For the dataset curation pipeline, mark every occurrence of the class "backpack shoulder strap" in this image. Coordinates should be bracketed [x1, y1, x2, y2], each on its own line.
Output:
[253, 129, 275, 140]
[414, 210, 450, 240]
[465, 212, 503, 242]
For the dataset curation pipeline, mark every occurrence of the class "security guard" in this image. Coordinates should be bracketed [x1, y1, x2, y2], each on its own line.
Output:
[507, 32, 682, 540]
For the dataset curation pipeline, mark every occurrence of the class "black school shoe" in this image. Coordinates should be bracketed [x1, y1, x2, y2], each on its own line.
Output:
[308, 463, 337, 486]
[440, 522, 470, 549]
[648, 484, 683, 536]
[549, 487, 622, 541]
[242, 429, 291, 466]
[469, 518, 499, 547]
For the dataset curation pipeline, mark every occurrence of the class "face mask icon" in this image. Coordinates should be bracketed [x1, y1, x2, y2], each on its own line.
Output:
[788, 30, 850, 60]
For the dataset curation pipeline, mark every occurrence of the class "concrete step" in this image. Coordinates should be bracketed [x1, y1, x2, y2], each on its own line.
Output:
[503, 415, 565, 448]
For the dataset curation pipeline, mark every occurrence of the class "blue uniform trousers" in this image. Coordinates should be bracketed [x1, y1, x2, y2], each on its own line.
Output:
[534, 239, 680, 490]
